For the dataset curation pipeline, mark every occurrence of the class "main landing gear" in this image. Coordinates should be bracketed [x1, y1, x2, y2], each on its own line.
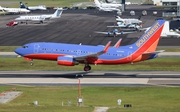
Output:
[84, 64, 91, 71]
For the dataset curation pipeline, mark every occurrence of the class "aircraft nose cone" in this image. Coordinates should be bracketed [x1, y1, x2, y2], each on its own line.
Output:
[14, 48, 22, 56]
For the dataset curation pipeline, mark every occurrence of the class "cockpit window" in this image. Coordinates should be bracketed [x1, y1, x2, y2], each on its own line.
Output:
[22, 46, 28, 48]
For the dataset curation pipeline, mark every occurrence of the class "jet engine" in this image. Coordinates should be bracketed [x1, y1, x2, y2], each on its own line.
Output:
[105, 0, 114, 3]
[57, 56, 79, 66]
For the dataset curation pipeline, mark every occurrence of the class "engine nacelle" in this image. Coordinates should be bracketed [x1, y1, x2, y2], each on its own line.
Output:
[57, 56, 78, 66]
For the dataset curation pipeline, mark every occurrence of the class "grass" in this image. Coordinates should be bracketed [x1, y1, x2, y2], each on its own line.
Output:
[0, 57, 180, 71]
[0, 86, 180, 112]
[0, 46, 19, 52]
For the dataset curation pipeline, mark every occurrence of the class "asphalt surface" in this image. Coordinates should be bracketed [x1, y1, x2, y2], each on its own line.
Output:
[0, 71, 180, 86]
[0, 5, 179, 46]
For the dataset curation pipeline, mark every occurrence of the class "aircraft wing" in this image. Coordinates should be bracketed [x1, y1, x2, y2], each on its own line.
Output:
[94, 31, 111, 35]
[107, 25, 123, 28]
[116, 31, 136, 35]
[74, 41, 111, 61]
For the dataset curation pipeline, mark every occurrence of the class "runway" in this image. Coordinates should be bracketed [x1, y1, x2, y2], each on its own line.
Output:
[0, 71, 180, 86]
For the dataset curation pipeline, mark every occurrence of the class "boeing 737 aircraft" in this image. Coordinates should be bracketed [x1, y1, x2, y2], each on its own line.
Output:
[15, 20, 165, 71]
[20, 2, 47, 10]
[15, 8, 63, 24]
[0, 6, 30, 13]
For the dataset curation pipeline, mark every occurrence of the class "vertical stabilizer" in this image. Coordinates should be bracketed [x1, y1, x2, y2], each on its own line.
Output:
[20, 2, 27, 9]
[132, 20, 165, 53]
[52, 9, 63, 18]
[94, 0, 101, 7]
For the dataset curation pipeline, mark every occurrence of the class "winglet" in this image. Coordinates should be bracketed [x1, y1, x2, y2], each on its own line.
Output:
[103, 41, 111, 53]
[113, 38, 122, 48]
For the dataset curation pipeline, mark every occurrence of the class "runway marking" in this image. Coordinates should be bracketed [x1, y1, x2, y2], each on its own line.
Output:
[147, 83, 180, 87]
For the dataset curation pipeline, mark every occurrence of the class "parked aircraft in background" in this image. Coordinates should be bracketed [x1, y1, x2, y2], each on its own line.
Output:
[20, 2, 46, 10]
[6, 21, 18, 27]
[116, 16, 142, 24]
[107, 22, 142, 30]
[94, 29, 135, 37]
[97, 6, 120, 12]
[0, 6, 30, 13]
[15, 20, 165, 71]
[105, 0, 131, 5]
[161, 21, 180, 38]
[94, 0, 121, 12]
[15, 8, 63, 24]
[94, 0, 121, 8]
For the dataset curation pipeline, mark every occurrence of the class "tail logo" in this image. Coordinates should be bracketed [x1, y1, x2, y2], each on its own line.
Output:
[136, 22, 160, 47]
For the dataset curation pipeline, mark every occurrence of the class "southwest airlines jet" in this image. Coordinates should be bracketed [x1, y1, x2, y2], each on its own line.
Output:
[15, 20, 165, 71]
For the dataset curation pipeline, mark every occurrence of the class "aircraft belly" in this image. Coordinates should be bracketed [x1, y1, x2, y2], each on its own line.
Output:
[25, 53, 65, 60]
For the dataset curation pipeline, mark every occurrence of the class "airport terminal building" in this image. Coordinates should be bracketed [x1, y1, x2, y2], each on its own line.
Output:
[153, 0, 179, 6]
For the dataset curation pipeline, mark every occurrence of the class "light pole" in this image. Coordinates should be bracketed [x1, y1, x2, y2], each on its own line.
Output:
[77, 77, 83, 106]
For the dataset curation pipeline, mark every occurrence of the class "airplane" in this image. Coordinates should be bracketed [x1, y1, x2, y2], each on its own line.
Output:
[94, 0, 121, 12]
[97, 6, 120, 12]
[160, 21, 180, 38]
[115, 16, 142, 24]
[0, 6, 30, 13]
[107, 21, 142, 30]
[14, 20, 165, 71]
[94, 0, 121, 8]
[20, 2, 47, 11]
[15, 8, 63, 24]
[6, 20, 18, 27]
[105, 0, 131, 5]
[94, 29, 135, 37]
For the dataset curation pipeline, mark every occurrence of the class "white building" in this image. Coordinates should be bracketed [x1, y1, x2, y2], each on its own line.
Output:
[153, 0, 179, 6]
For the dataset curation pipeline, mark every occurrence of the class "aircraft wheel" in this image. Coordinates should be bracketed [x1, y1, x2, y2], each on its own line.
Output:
[84, 65, 91, 71]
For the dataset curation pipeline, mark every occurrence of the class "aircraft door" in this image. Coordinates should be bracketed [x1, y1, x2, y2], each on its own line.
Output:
[127, 51, 132, 61]
[34, 44, 39, 53]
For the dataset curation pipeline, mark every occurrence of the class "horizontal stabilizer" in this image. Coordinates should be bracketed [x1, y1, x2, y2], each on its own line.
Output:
[143, 50, 165, 55]
[141, 50, 165, 60]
